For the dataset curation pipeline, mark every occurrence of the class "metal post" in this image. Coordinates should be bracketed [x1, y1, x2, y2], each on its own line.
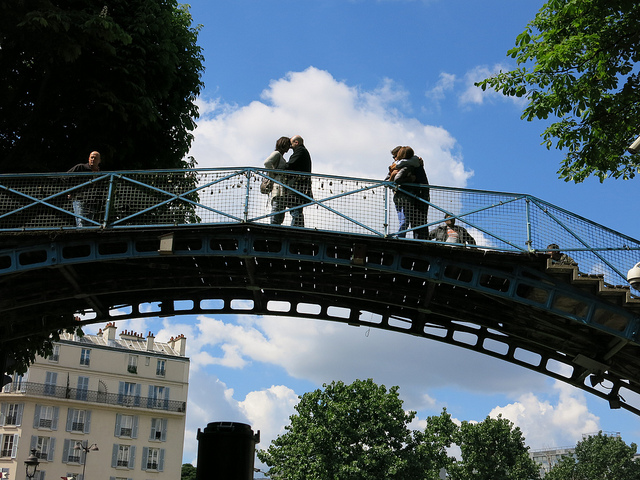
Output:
[196, 422, 260, 480]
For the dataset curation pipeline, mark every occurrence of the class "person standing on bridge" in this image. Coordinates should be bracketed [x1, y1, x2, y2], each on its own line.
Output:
[264, 136, 292, 225]
[286, 135, 312, 227]
[67, 151, 102, 227]
[387, 146, 430, 239]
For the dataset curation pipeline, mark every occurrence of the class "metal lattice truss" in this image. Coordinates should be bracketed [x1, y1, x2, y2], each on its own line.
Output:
[0, 168, 638, 288]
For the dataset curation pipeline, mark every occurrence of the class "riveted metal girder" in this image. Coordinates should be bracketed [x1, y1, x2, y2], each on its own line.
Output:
[0, 225, 639, 415]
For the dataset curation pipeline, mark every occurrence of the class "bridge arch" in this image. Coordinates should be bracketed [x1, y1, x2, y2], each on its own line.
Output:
[1, 169, 639, 415]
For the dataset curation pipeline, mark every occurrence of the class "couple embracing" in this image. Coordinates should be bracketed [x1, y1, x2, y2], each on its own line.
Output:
[263, 135, 312, 227]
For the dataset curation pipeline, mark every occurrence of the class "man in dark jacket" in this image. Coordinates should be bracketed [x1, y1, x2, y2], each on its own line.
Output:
[428, 214, 476, 245]
[286, 135, 312, 227]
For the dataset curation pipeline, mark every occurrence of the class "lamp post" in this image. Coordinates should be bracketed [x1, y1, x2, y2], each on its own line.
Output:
[24, 449, 40, 479]
[74, 442, 98, 479]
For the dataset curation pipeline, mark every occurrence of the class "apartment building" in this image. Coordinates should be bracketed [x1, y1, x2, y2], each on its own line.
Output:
[0, 323, 189, 480]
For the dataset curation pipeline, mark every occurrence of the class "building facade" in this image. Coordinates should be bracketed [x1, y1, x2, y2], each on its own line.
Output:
[0, 323, 189, 480]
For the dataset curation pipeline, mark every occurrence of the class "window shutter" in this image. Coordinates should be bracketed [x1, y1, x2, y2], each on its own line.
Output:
[149, 418, 156, 440]
[129, 445, 136, 470]
[52, 406, 59, 430]
[135, 384, 141, 406]
[62, 439, 70, 464]
[10, 434, 18, 458]
[30, 435, 37, 451]
[147, 386, 154, 408]
[132, 416, 138, 439]
[114, 414, 121, 437]
[164, 387, 170, 410]
[0, 403, 6, 427]
[141, 446, 148, 470]
[158, 448, 165, 472]
[33, 404, 41, 428]
[65, 408, 74, 432]
[111, 444, 118, 468]
[16, 404, 24, 426]
[84, 410, 92, 434]
[48, 437, 56, 461]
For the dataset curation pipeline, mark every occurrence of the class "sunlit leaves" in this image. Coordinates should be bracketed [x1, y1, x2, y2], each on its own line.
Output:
[476, 0, 640, 183]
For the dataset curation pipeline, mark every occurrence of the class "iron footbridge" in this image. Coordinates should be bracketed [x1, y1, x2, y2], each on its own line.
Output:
[0, 168, 639, 415]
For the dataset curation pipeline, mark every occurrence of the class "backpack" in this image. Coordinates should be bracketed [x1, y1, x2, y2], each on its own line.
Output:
[260, 177, 273, 194]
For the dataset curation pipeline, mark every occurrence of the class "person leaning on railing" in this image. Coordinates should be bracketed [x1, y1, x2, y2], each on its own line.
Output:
[67, 151, 102, 227]
[428, 213, 476, 246]
[263, 136, 292, 225]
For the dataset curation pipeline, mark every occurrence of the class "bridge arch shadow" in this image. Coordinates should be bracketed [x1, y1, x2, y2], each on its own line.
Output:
[1, 224, 639, 416]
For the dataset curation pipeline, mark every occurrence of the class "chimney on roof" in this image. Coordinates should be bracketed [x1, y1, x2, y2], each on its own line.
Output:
[146, 331, 155, 352]
[104, 322, 117, 341]
[170, 334, 187, 356]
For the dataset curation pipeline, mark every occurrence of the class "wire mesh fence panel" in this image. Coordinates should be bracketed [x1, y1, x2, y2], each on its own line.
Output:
[0, 168, 639, 288]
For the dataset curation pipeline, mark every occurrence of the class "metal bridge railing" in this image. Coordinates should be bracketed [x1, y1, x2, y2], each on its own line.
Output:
[0, 167, 639, 288]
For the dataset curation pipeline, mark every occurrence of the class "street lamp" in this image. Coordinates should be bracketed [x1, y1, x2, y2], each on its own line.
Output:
[74, 442, 98, 479]
[24, 449, 40, 479]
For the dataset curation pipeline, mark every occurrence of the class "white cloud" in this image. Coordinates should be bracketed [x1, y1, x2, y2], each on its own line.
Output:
[490, 381, 600, 449]
[190, 67, 472, 187]
[239, 385, 299, 445]
[426, 72, 457, 103]
[458, 64, 527, 108]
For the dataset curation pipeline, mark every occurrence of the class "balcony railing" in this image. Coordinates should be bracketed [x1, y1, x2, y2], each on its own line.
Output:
[147, 462, 158, 470]
[1, 381, 186, 413]
[1, 450, 12, 457]
[120, 427, 132, 437]
[117, 459, 129, 467]
[71, 422, 84, 432]
[39, 418, 52, 428]
[67, 455, 81, 463]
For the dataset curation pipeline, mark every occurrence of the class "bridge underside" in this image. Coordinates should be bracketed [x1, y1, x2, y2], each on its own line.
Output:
[1, 225, 639, 414]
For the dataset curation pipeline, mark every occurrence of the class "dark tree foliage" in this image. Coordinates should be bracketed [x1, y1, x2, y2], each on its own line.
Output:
[477, 0, 640, 183]
[181, 463, 197, 480]
[0, 0, 204, 173]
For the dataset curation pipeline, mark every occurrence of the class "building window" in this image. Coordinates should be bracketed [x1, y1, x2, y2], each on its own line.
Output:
[67, 408, 90, 433]
[76, 376, 89, 401]
[44, 371, 57, 396]
[34, 436, 54, 461]
[146, 447, 159, 470]
[48, 345, 60, 362]
[0, 434, 18, 458]
[117, 382, 140, 407]
[156, 359, 166, 377]
[150, 418, 166, 441]
[115, 414, 138, 439]
[148, 385, 170, 409]
[3, 371, 27, 393]
[117, 445, 130, 467]
[38, 406, 54, 429]
[80, 348, 91, 366]
[120, 415, 133, 438]
[1, 403, 23, 426]
[127, 355, 138, 374]
[142, 446, 165, 472]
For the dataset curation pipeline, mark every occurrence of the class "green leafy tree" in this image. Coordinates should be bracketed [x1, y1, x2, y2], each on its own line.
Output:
[476, 0, 640, 183]
[449, 415, 540, 480]
[0, 0, 204, 173]
[181, 463, 197, 480]
[257, 379, 451, 480]
[545, 432, 640, 480]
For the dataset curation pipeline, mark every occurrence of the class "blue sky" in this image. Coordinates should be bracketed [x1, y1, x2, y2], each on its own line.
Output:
[84, 0, 640, 472]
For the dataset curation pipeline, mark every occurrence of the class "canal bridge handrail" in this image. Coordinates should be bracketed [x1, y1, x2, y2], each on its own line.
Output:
[0, 167, 638, 289]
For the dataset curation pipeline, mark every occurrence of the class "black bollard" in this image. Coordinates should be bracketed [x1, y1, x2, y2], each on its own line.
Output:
[196, 422, 260, 480]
